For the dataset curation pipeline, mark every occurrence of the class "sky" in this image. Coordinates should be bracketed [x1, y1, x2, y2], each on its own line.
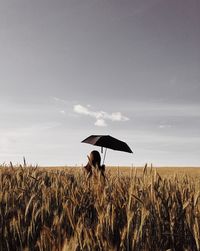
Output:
[0, 0, 200, 166]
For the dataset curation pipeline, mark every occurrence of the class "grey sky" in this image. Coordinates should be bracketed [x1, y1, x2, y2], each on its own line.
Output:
[0, 0, 200, 166]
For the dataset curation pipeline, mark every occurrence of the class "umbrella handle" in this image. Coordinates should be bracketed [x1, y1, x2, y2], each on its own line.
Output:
[102, 148, 107, 165]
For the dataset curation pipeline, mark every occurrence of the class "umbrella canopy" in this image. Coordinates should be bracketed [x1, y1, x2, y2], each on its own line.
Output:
[81, 135, 133, 153]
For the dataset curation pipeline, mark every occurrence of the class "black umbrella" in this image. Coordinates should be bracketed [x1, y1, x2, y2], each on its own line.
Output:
[81, 135, 133, 164]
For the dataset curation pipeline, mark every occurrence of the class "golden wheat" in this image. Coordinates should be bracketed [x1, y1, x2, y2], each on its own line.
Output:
[0, 164, 200, 251]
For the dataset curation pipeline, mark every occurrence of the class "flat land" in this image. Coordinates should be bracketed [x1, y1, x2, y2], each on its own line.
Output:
[43, 165, 200, 177]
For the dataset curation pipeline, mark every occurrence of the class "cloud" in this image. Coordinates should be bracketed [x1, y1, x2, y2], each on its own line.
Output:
[95, 119, 107, 127]
[73, 104, 129, 127]
[52, 97, 68, 104]
[74, 104, 90, 115]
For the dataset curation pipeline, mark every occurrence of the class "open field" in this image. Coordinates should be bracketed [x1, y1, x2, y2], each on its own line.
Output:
[41, 165, 200, 178]
[1, 164, 200, 251]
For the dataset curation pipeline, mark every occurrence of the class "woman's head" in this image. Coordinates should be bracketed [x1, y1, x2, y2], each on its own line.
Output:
[90, 150, 101, 168]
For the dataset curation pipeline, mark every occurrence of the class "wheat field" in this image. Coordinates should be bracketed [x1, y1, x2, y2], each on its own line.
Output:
[1, 163, 200, 251]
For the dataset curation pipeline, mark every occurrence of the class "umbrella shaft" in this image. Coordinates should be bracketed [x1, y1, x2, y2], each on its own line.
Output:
[103, 148, 107, 165]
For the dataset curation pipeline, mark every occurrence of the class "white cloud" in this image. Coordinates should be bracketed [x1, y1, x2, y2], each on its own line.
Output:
[52, 97, 68, 104]
[95, 119, 107, 127]
[73, 104, 129, 127]
[74, 104, 90, 115]
[104, 112, 129, 121]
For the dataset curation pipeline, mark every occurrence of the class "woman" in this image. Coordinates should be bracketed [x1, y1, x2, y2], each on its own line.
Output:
[83, 150, 105, 181]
